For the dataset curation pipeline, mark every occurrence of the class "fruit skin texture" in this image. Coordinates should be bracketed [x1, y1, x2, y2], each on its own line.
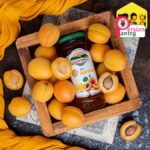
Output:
[96, 63, 113, 77]
[104, 83, 126, 104]
[0, 96, 5, 119]
[3, 69, 24, 90]
[34, 46, 57, 61]
[51, 57, 72, 80]
[98, 72, 118, 94]
[120, 120, 142, 142]
[104, 49, 127, 71]
[90, 44, 110, 62]
[32, 80, 53, 102]
[38, 23, 60, 47]
[8, 97, 31, 117]
[48, 98, 66, 120]
[54, 80, 75, 103]
[88, 23, 111, 44]
[61, 106, 84, 128]
[28, 57, 52, 80]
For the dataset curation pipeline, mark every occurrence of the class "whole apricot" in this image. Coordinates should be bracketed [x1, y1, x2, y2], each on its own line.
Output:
[96, 63, 113, 77]
[51, 57, 72, 80]
[120, 120, 142, 142]
[3, 69, 24, 90]
[48, 98, 66, 120]
[98, 72, 118, 93]
[38, 23, 60, 47]
[32, 80, 53, 102]
[104, 83, 126, 104]
[34, 46, 57, 61]
[104, 50, 127, 71]
[28, 57, 52, 80]
[54, 80, 75, 103]
[88, 23, 111, 44]
[61, 106, 84, 128]
[90, 44, 110, 62]
[8, 97, 31, 117]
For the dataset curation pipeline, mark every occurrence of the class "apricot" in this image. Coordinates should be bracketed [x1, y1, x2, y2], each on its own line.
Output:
[32, 80, 53, 102]
[54, 80, 75, 103]
[51, 57, 72, 80]
[0, 79, 4, 96]
[48, 98, 66, 120]
[90, 44, 110, 62]
[104, 83, 126, 104]
[61, 106, 84, 128]
[120, 120, 142, 142]
[104, 50, 127, 71]
[28, 57, 52, 80]
[96, 63, 113, 77]
[88, 23, 111, 44]
[0, 96, 5, 119]
[38, 23, 60, 47]
[98, 72, 118, 93]
[3, 69, 24, 90]
[34, 46, 57, 61]
[8, 97, 31, 117]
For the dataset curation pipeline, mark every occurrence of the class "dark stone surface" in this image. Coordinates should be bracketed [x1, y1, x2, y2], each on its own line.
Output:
[0, 0, 150, 149]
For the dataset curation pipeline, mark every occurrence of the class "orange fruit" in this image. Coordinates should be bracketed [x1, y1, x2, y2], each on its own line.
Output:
[54, 80, 75, 103]
[90, 43, 110, 62]
[3, 69, 24, 90]
[8, 97, 31, 117]
[32, 80, 53, 102]
[48, 98, 66, 120]
[51, 57, 72, 80]
[38, 23, 60, 47]
[28, 57, 52, 80]
[34, 46, 57, 61]
[61, 106, 84, 128]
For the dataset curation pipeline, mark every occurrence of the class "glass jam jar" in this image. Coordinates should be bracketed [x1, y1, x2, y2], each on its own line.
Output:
[57, 31, 105, 113]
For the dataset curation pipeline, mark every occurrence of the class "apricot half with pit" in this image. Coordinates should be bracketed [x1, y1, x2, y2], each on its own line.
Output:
[88, 23, 111, 44]
[38, 23, 60, 47]
[3, 69, 24, 90]
[61, 106, 84, 128]
[28, 57, 52, 80]
[34, 46, 57, 61]
[51, 57, 72, 80]
[32, 80, 53, 102]
[98, 72, 118, 93]
[120, 120, 142, 141]
[104, 83, 126, 104]
[90, 43, 110, 62]
[54, 80, 75, 103]
[104, 49, 127, 71]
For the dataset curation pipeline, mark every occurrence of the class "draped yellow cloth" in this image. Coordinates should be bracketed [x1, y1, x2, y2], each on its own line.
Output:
[0, 0, 87, 60]
[0, 80, 85, 149]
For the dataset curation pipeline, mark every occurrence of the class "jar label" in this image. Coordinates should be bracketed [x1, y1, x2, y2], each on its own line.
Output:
[67, 48, 100, 98]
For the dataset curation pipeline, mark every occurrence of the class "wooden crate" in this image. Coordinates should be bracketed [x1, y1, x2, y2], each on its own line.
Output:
[16, 11, 142, 137]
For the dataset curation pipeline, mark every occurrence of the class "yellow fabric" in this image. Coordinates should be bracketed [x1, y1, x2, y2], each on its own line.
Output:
[0, 79, 85, 150]
[0, 0, 87, 60]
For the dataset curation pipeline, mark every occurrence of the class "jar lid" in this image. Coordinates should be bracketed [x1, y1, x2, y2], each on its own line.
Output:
[58, 31, 85, 44]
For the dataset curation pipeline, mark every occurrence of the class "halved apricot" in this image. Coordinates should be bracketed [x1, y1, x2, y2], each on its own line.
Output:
[3, 69, 24, 90]
[104, 83, 126, 104]
[51, 57, 72, 80]
[120, 120, 142, 141]
[54, 80, 75, 103]
[98, 72, 118, 93]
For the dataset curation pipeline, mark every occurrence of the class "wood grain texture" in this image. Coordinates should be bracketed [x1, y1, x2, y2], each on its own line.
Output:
[17, 47, 55, 137]
[16, 11, 142, 137]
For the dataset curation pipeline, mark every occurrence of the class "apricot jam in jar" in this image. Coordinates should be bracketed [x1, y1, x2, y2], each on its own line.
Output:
[58, 32, 105, 113]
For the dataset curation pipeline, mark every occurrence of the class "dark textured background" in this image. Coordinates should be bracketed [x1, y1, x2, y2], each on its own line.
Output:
[0, 0, 150, 149]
